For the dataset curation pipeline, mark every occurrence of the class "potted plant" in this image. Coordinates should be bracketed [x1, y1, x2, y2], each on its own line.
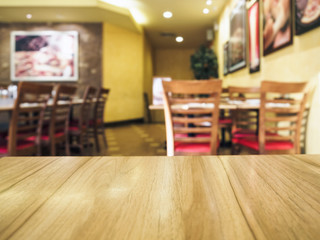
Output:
[190, 45, 219, 80]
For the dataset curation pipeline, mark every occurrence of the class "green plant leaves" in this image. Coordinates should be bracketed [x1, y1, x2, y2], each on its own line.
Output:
[190, 45, 219, 80]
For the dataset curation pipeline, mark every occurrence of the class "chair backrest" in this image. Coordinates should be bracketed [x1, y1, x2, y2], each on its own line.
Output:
[228, 86, 260, 132]
[79, 86, 96, 129]
[229, 86, 260, 101]
[259, 81, 308, 154]
[162, 80, 222, 156]
[8, 82, 53, 156]
[50, 84, 77, 141]
[94, 88, 110, 124]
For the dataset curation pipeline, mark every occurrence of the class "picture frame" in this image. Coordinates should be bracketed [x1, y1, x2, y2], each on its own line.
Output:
[295, 0, 320, 35]
[223, 41, 229, 76]
[262, 0, 293, 56]
[229, 0, 247, 73]
[248, 0, 260, 73]
[10, 31, 78, 81]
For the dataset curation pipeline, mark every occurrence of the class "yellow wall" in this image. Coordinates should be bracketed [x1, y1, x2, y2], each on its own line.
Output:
[143, 35, 154, 105]
[143, 34, 155, 122]
[216, 0, 320, 153]
[102, 22, 144, 123]
[150, 48, 196, 122]
[154, 48, 195, 79]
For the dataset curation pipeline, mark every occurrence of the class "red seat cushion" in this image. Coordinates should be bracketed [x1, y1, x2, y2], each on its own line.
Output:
[69, 126, 80, 131]
[27, 132, 65, 141]
[174, 133, 219, 153]
[219, 118, 232, 124]
[0, 140, 35, 154]
[69, 120, 86, 132]
[175, 142, 211, 153]
[232, 129, 256, 144]
[41, 132, 65, 141]
[232, 129, 278, 144]
[232, 128, 256, 137]
[236, 138, 294, 151]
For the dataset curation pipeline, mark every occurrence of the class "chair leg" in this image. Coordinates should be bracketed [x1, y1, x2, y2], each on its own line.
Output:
[231, 143, 241, 155]
[65, 135, 70, 156]
[221, 128, 226, 146]
[51, 141, 56, 156]
[101, 125, 107, 147]
[79, 134, 84, 155]
[37, 143, 41, 156]
[94, 125, 100, 152]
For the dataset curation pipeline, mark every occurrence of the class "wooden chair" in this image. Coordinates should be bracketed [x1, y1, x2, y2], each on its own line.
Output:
[162, 80, 222, 156]
[89, 88, 110, 152]
[69, 85, 96, 155]
[0, 82, 52, 156]
[40, 84, 77, 156]
[219, 87, 232, 146]
[233, 81, 308, 154]
[228, 86, 260, 154]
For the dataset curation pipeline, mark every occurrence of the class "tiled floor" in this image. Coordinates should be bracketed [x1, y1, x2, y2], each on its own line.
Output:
[101, 123, 167, 156]
[83, 123, 235, 156]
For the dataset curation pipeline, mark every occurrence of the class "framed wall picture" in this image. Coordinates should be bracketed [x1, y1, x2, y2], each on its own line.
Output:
[11, 31, 78, 81]
[295, 0, 320, 35]
[223, 42, 229, 76]
[248, 0, 260, 73]
[229, 0, 247, 73]
[263, 0, 293, 56]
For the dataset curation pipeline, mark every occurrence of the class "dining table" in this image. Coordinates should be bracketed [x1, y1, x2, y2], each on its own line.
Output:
[148, 98, 261, 111]
[0, 154, 319, 239]
[0, 97, 86, 112]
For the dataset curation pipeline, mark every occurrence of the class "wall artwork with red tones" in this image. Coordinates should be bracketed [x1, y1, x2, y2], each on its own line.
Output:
[11, 31, 78, 81]
[229, 0, 247, 73]
[263, 0, 293, 56]
[248, 0, 260, 73]
[295, 0, 320, 35]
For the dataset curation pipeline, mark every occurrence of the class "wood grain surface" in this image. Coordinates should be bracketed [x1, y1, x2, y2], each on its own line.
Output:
[0, 155, 319, 239]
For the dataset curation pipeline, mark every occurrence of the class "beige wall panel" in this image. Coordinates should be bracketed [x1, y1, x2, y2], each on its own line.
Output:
[154, 48, 195, 80]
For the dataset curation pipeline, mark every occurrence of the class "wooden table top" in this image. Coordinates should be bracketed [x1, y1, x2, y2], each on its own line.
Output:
[0, 98, 88, 112]
[149, 98, 260, 110]
[149, 103, 238, 110]
[0, 154, 319, 239]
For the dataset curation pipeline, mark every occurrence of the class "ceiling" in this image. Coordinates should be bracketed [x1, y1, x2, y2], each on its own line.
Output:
[0, 0, 227, 48]
[133, 0, 227, 48]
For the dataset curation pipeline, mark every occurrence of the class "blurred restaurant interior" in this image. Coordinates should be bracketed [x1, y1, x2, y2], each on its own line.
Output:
[1, 1, 320, 239]
[0, 0, 319, 156]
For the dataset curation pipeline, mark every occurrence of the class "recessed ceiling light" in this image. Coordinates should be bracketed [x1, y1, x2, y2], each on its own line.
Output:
[203, 8, 210, 14]
[163, 11, 173, 19]
[206, 0, 213, 5]
[176, 36, 183, 43]
[26, 14, 32, 19]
